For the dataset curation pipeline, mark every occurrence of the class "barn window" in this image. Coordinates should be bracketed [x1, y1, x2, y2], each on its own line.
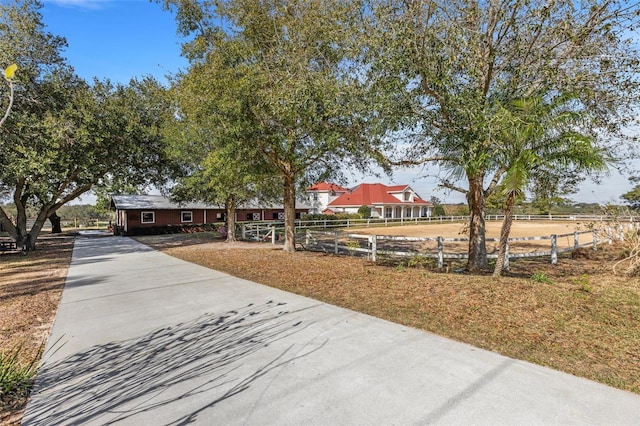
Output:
[141, 212, 155, 224]
[181, 211, 193, 223]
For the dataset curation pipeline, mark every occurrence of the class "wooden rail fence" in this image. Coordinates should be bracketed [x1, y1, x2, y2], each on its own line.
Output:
[320, 224, 637, 266]
[241, 220, 639, 266]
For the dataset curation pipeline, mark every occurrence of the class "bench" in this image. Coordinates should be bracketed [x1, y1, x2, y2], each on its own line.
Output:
[0, 241, 18, 252]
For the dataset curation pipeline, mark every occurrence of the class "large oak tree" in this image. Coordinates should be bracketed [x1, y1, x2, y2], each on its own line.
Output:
[163, 0, 383, 252]
[0, 0, 173, 249]
[164, 59, 280, 242]
[367, 0, 640, 271]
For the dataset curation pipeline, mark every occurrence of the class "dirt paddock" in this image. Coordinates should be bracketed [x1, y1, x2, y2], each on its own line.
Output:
[340, 220, 611, 254]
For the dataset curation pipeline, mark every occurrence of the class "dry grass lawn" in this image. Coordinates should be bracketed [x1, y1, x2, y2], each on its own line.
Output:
[0, 237, 74, 425]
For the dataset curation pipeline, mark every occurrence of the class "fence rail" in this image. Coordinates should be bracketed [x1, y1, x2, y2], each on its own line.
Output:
[240, 213, 638, 235]
[241, 218, 639, 266]
[22, 218, 111, 230]
[302, 229, 612, 267]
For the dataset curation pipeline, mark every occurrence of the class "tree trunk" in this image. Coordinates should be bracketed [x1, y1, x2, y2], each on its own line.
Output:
[23, 208, 51, 251]
[225, 195, 237, 243]
[467, 174, 489, 272]
[13, 198, 31, 251]
[493, 192, 516, 277]
[283, 172, 296, 252]
[49, 212, 62, 234]
[0, 207, 17, 240]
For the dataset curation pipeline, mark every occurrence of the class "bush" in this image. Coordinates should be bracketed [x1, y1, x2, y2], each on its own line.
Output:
[433, 204, 446, 217]
[357, 205, 371, 219]
[301, 213, 361, 221]
[126, 223, 220, 236]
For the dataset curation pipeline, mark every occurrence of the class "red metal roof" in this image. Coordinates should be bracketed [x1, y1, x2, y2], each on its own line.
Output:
[385, 185, 410, 192]
[307, 182, 350, 192]
[328, 183, 432, 207]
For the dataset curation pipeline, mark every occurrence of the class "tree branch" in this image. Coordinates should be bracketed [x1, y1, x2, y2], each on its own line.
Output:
[0, 81, 15, 128]
[439, 180, 468, 195]
[484, 166, 506, 198]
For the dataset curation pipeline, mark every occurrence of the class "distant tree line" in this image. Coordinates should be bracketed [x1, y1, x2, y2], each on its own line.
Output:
[0, 203, 112, 222]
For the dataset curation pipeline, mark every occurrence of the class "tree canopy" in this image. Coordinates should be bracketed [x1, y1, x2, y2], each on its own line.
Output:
[163, 0, 385, 251]
[365, 0, 640, 270]
[0, 0, 173, 249]
[621, 177, 640, 209]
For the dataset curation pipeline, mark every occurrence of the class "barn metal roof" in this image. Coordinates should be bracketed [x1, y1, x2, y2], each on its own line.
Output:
[110, 195, 215, 210]
[110, 195, 311, 210]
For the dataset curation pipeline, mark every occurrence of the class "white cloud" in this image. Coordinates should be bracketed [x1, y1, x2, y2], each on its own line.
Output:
[44, 0, 112, 9]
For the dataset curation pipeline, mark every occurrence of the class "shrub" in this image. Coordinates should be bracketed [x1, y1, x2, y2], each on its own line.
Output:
[432, 204, 446, 217]
[357, 205, 371, 219]
[126, 223, 219, 236]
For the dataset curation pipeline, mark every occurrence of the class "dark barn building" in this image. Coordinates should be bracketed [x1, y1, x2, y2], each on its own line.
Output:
[110, 195, 310, 235]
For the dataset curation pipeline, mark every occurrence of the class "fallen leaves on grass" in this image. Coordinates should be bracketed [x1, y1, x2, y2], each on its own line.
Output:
[0, 237, 74, 425]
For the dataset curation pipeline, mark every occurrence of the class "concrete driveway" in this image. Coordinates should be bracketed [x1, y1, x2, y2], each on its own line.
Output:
[23, 236, 640, 425]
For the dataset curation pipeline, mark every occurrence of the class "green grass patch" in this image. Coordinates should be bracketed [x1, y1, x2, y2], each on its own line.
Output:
[0, 343, 41, 408]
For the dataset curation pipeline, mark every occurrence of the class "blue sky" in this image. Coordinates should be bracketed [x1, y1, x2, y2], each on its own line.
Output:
[40, 0, 636, 205]
[42, 0, 186, 85]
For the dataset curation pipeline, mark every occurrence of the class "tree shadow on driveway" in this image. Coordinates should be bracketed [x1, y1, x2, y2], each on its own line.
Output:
[23, 300, 324, 425]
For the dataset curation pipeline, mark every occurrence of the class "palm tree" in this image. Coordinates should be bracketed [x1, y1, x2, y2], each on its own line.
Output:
[492, 96, 608, 277]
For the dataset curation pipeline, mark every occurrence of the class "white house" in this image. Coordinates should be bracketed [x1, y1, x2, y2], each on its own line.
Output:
[306, 182, 350, 214]
[308, 182, 433, 218]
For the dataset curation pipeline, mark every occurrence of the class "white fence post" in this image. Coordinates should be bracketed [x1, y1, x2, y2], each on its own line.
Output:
[370, 235, 377, 262]
[593, 230, 598, 250]
[271, 225, 276, 244]
[242, 224, 246, 240]
[574, 231, 579, 250]
[607, 226, 613, 244]
[306, 229, 310, 247]
[437, 236, 444, 269]
[551, 234, 558, 265]
[334, 231, 339, 254]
